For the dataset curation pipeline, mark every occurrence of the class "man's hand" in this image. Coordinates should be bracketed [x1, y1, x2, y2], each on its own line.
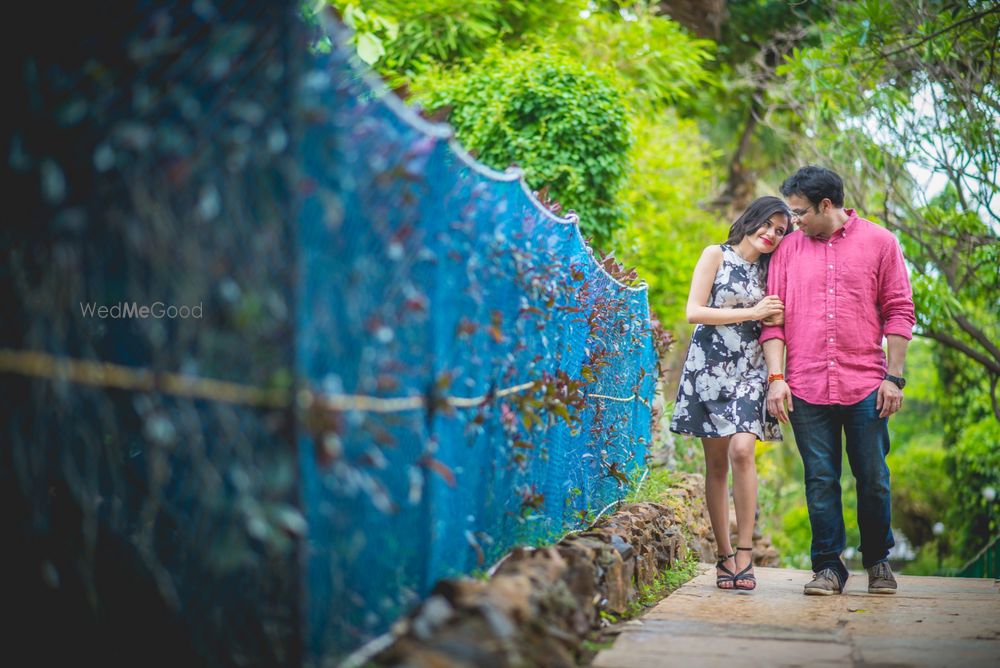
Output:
[767, 379, 793, 424]
[877, 380, 903, 418]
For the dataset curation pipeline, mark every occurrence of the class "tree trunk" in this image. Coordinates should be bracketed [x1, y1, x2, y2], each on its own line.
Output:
[656, 0, 727, 40]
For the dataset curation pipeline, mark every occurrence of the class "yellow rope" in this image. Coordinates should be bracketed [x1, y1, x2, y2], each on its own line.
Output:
[0, 348, 639, 412]
[448, 381, 538, 407]
[316, 393, 424, 412]
[0, 348, 289, 408]
[589, 393, 636, 402]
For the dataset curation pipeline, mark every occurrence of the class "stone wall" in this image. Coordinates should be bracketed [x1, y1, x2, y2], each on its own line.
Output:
[354, 471, 778, 667]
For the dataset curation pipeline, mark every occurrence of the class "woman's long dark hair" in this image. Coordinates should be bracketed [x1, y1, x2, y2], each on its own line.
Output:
[725, 195, 792, 280]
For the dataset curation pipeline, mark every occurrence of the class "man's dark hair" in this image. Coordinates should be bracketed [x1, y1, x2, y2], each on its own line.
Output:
[780, 166, 844, 207]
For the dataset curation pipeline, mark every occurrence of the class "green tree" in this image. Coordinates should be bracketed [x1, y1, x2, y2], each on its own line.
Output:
[564, 2, 717, 112]
[327, 0, 586, 78]
[777, 0, 1000, 560]
[675, 0, 832, 216]
[411, 47, 633, 247]
[778, 0, 1000, 415]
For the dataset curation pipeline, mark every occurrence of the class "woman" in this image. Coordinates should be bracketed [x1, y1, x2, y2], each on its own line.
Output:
[669, 196, 792, 591]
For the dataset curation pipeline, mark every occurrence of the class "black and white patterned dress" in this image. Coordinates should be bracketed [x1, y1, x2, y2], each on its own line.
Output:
[670, 243, 781, 441]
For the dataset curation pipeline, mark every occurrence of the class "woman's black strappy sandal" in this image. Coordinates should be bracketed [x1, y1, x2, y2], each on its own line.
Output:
[734, 546, 757, 591]
[716, 552, 736, 589]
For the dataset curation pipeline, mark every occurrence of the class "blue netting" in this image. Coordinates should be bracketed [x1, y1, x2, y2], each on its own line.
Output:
[297, 19, 658, 660]
[2, 5, 658, 665]
[2, 2, 303, 666]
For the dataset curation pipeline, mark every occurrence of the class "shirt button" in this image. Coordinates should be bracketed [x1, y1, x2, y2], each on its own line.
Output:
[828, 243, 833, 247]
[829, 288, 834, 293]
[829, 337, 834, 342]
[828, 264, 833, 269]
[828, 313, 833, 318]
[829, 361, 835, 366]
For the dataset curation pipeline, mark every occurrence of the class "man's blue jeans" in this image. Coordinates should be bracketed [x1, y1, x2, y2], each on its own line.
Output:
[789, 389, 894, 584]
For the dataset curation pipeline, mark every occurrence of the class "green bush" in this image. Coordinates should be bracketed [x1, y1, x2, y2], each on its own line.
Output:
[946, 417, 1000, 559]
[774, 504, 811, 569]
[412, 47, 632, 248]
[901, 537, 964, 575]
[887, 444, 951, 549]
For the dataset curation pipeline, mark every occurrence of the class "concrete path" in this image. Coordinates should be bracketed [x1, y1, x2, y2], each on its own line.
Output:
[593, 566, 1000, 667]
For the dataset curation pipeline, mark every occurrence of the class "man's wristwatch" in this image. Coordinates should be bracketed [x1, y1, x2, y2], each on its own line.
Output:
[884, 373, 906, 389]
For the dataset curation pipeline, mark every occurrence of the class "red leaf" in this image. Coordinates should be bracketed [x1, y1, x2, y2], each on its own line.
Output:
[423, 457, 456, 487]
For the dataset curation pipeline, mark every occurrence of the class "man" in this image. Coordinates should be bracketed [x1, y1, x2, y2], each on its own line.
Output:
[761, 166, 915, 596]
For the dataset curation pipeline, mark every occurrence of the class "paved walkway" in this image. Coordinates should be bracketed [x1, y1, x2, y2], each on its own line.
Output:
[593, 566, 1000, 667]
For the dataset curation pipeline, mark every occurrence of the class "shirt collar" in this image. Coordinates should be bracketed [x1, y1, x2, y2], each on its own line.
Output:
[840, 209, 860, 238]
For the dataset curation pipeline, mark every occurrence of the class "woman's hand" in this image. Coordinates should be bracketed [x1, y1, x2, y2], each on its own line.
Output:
[762, 311, 785, 326]
[751, 295, 784, 321]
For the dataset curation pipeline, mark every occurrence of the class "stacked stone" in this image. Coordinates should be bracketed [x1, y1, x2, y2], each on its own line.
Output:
[368, 472, 729, 668]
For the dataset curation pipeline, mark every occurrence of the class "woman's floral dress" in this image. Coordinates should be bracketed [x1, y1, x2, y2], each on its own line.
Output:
[670, 243, 781, 441]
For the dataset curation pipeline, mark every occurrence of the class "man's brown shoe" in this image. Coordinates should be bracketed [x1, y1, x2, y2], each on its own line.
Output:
[867, 561, 897, 594]
[804, 568, 846, 596]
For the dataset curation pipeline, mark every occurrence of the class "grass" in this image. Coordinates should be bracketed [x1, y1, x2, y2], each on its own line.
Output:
[579, 637, 616, 654]
[601, 548, 701, 623]
[578, 550, 702, 664]
[625, 465, 679, 504]
[626, 550, 701, 617]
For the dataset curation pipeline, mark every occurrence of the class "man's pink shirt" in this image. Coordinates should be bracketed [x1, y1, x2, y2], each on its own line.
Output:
[759, 210, 915, 405]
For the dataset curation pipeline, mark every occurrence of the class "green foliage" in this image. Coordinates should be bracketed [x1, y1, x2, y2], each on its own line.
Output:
[717, 0, 831, 63]
[774, 504, 811, 570]
[882, 340, 949, 556]
[901, 189, 998, 339]
[887, 445, 950, 549]
[626, 464, 677, 504]
[329, 0, 586, 78]
[900, 537, 963, 575]
[579, 636, 616, 655]
[884, 340, 944, 452]
[775, 1, 1000, 565]
[565, 2, 717, 111]
[603, 550, 701, 622]
[613, 111, 726, 329]
[328, 2, 722, 254]
[322, 0, 1000, 573]
[652, 550, 701, 598]
[755, 437, 806, 565]
[925, 340, 1000, 560]
[946, 417, 1000, 557]
[412, 47, 633, 247]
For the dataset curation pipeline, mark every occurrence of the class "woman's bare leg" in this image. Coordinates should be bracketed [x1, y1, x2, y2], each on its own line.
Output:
[703, 436, 735, 587]
[729, 432, 758, 587]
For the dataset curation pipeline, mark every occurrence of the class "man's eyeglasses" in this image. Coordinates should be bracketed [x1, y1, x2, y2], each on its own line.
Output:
[789, 205, 815, 219]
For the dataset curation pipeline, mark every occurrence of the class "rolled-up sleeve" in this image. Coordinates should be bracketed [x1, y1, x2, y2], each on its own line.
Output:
[879, 238, 916, 340]
[759, 245, 786, 344]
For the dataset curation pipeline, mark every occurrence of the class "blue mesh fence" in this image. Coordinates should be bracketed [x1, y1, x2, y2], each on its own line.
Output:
[2, 2, 303, 666]
[299, 18, 658, 660]
[2, 4, 658, 665]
